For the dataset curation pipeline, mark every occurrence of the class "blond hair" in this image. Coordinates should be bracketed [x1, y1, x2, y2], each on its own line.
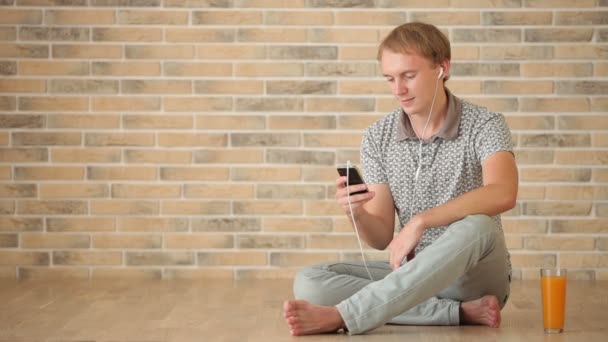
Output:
[378, 22, 451, 75]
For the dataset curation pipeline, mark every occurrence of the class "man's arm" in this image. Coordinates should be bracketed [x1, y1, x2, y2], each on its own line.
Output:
[336, 180, 396, 250]
[387, 150, 518, 269]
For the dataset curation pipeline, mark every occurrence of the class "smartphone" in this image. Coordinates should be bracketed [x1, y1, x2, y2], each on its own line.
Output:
[337, 165, 368, 195]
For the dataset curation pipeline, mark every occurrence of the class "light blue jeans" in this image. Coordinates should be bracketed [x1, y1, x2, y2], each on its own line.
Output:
[293, 215, 511, 334]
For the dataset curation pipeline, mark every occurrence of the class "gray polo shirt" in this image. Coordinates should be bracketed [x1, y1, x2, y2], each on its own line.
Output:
[360, 88, 513, 254]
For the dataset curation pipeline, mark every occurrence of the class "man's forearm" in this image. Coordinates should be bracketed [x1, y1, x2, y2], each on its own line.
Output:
[350, 210, 394, 250]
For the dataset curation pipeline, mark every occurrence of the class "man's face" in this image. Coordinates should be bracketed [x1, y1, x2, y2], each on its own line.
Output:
[380, 49, 441, 116]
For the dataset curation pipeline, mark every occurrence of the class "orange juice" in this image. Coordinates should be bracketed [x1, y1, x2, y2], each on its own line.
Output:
[541, 275, 566, 332]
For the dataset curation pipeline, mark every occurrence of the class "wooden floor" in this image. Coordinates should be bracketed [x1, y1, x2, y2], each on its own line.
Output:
[0, 278, 606, 342]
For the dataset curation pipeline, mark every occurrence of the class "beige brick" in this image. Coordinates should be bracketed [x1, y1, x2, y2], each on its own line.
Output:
[521, 168, 590, 182]
[597, 204, 608, 217]
[555, 151, 608, 165]
[307, 62, 376, 77]
[502, 218, 547, 234]
[266, 80, 335, 95]
[338, 80, 385, 95]
[118, 217, 187, 232]
[555, 45, 608, 59]
[93, 234, 161, 249]
[236, 97, 302, 112]
[93, 62, 160, 76]
[15, 166, 84, 181]
[337, 115, 383, 130]
[160, 167, 229, 181]
[452, 63, 519, 77]
[413, 11, 480, 25]
[560, 253, 608, 268]
[40, 184, 108, 198]
[231, 167, 300, 182]
[231, 133, 299, 147]
[198, 45, 265, 59]
[557, 81, 608, 95]
[598, 238, 608, 251]
[165, 97, 232, 111]
[524, 202, 592, 216]
[510, 253, 555, 268]
[166, 28, 234, 42]
[303, 133, 363, 148]
[124, 149, 192, 164]
[593, 133, 608, 147]
[85, 133, 154, 146]
[19, 267, 89, 280]
[196, 115, 265, 130]
[192, 217, 260, 232]
[305, 200, 342, 216]
[525, 236, 595, 251]
[195, 80, 263, 95]
[0, 166, 11, 180]
[18, 200, 86, 215]
[88, 166, 157, 181]
[0, 251, 49, 266]
[306, 98, 374, 112]
[234, 0, 305, 7]
[20, 61, 88, 76]
[161, 201, 230, 215]
[308, 234, 368, 250]
[19, 26, 88, 42]
[54, 251, 121, 266]
[126, 45, 194, 59]
[112, 184, 180, 199]
[513, 150, 554, 165]
[118, 10, 188, 25]
[483, 81, 553, 95]
[451, 45, 479, 60]
[123, 115, 194, 130]
[12, 132, 81, 146]
[52, 148, 120, 163]
[22, 233, 89, 249]
[198, 251, 266, 266]
[92, 96, 160, 111]
[482, 11, 551, 25]
[545, 185, 594, 201]
[53, 44, 122, 59]
[526, 28, 593, 43]
[48, 114, 119, 129]
[49, 80, 117, 94]
[93, 27, 162, 42]
[522, 62, 592, 77]
[556, 11, 608, 25]
[164, 268, 234, 280]
[268, 46, 337, 60]
[593, 98, 608, 112]
[593, 169, 608, 182]
[47, 217, 115, 233]
[257, 184, 325, 200]
[0, 9, 42, 24]
[0, 61, 16, 75]
[263, 217, 331, 233]
[164, 62, 231, 77]
[551, 218, 608, 234]
[158, 133, 225, 147]
[0, 44, 48, 58]
[0, 267, 15, 279]
[193, 10, 262, 25]
[520, 133, 589, 147]
[267, 149, 334, 165]
[461, 97, 518, 112]
[506, 115, 554, 130]
[165, 234, 233, 249]
[526, 0, 596, 7]
[238, 28, 306, 43]
[92, 268, 161, 280]
[122, 80, 191, 94]
[595, 63, 608, 77]
[455, 28, 521, 43]
[91, 200, 159, 215]
[265, 10, 332, 25]
[238, 234, 304, 249]
[302, 167, 337, 182]
[0, 217, 42, 233]
[520, 98, 589, 112]
[0, 79, 46, 93]
[269, 115, 335, 130]
[270, 252, 338, 267]
[0, 184, 36, 198]
[0, 201, 14, 215]
[0, 234, 17, 248]
[235, 62, 303, 77]
[19, 96, 88, 111]
[0, 27, 15, 41]
[0, 96, 16, 110]
[184, 184, 254, 199]
[46, 10, 114, 24]
[233, 200, 302, 215]
[335, 11, 405, 25]
[236, 268, 298, 280]
[194, 149, 264, 164]
[0, 132, 6, 145]
[517, 186, 545, 200]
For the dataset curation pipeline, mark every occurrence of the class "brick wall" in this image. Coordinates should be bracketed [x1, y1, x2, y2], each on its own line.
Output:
[0, 0, 607, 281]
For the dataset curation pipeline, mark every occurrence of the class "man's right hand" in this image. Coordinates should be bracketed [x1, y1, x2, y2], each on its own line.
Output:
[335, 176, 375, 218]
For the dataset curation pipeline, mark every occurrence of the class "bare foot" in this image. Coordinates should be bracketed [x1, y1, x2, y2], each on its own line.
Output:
[283, 300, 345, 336]
[460, 295, 501, 328]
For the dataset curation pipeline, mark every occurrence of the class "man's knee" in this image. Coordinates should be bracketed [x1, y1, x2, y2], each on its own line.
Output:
[460, 214, 499, 236]
[293, 264, 336, 305]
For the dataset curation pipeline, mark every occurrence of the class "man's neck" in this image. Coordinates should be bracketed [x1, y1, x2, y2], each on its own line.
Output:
[408, 87, 449, 141]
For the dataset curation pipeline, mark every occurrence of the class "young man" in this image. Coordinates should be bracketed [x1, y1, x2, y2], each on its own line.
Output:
[283, 22, 518, 336]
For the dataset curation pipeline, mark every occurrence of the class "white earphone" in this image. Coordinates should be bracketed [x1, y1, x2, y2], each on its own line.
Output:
[437, 66, 444, 80]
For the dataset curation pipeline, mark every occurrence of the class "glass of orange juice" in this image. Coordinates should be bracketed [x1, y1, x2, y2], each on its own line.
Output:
[540, 268, 567, 333]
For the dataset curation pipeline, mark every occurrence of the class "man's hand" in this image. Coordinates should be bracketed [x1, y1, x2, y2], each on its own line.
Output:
[388, 218, 425, 270]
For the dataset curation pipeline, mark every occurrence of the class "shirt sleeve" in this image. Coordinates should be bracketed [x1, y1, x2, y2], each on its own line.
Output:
[360, 127, 389, 184]
[474, 113, 514, 163]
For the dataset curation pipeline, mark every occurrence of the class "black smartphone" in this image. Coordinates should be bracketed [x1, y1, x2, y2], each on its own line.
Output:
[337, 165, 368, 195]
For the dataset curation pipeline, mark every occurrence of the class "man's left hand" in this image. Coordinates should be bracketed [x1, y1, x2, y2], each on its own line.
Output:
[388, 219, 425, 270]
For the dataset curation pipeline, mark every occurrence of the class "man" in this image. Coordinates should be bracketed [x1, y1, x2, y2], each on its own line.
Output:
[283, 22, 518, 336]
